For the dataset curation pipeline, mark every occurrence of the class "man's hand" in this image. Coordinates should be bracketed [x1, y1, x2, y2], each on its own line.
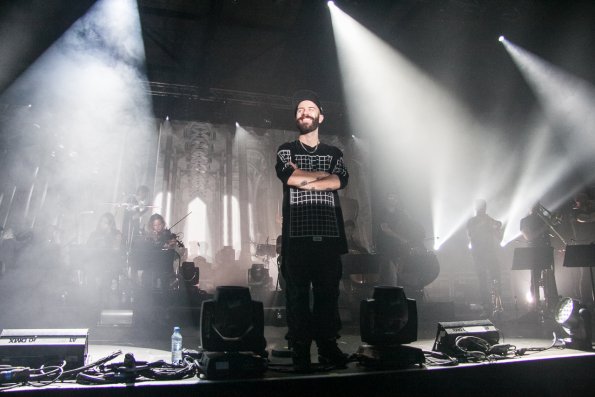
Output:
[297, 174, 340, 191]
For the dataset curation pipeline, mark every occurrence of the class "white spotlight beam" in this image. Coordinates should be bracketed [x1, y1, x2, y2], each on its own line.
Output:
[501, 38, 595, 157]
[498, 38, 595, 244]
[329, 4, 512, 249]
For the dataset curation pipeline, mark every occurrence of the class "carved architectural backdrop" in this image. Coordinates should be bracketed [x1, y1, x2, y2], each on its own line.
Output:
[155, 120, 372, 267]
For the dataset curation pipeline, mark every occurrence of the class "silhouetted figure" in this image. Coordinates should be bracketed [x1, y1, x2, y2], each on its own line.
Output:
[467, 199, 502, 315]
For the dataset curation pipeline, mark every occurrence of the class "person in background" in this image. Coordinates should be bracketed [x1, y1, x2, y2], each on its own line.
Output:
[122, 185, 151, 250]
[145, 213, 177, 250]
[466, 199, 503, 316]
[520, 204, 559, 314]
[87, 212, 122, 250]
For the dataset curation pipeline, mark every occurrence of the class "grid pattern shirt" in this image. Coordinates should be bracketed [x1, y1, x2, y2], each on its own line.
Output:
[276, 140, 349, 254]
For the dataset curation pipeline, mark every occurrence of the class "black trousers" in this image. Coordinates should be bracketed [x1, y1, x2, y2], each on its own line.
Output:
[471, 249, 501, 307]
[282, 249, 342, 344]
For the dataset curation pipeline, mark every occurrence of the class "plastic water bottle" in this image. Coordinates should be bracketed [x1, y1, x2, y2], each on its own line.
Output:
[171, 326, 183, 365]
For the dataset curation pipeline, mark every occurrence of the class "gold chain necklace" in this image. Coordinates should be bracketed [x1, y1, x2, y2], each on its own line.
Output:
[299, 140, 319, 154]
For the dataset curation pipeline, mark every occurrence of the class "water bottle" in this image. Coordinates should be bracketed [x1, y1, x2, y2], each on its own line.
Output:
[171, 326, 183, 365]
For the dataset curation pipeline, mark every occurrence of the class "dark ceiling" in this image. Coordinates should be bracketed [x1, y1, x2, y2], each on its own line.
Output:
[1, 0, 594, 133]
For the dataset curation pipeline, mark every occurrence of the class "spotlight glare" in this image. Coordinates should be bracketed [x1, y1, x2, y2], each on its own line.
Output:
[328, 1, 335, 7]
[235, 122, 240, 127]
[498, 35, 505, 43]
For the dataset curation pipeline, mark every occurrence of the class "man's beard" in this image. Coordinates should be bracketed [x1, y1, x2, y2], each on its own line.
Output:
[296, 116, 319, 134]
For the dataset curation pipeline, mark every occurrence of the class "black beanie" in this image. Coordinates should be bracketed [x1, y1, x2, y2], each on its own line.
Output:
[292, 89, 323, 115]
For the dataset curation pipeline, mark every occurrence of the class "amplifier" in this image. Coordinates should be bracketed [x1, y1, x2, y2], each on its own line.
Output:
[0, 329, 88, 370]
[432, 320, 500, 358]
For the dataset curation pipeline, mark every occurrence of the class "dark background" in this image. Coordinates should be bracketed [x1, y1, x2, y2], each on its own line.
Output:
[1, 0, 594, 134]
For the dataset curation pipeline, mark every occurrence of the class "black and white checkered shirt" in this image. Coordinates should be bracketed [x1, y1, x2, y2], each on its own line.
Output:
[276, 140, 349, 255]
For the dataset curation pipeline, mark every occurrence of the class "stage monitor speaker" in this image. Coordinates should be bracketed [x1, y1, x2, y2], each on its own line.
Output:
[0, 329, 88, 370]
[432, 320, 500, 358]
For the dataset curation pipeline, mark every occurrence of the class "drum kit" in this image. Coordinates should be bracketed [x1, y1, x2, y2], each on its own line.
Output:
[255, 242, 277, 258]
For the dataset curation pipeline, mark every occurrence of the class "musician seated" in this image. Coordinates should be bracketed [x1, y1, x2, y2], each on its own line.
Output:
[0, 226, 32, 272]
[194, 255, 215, 293]
[374, 193, 439, 301]
[87, 212, 122, 251]
[213, 246, 245, 286]
[573, 193, 595, 223]
[83, 213, 124, 287]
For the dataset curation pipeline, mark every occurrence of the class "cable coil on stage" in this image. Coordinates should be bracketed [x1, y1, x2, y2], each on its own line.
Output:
[0, 350, 198, 390]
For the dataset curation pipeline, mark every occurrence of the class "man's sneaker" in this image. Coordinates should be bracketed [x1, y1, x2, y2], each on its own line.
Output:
[317, 340, 349, 368]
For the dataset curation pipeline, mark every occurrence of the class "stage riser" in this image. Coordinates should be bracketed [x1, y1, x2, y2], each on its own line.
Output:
[9, 353, 595, 397]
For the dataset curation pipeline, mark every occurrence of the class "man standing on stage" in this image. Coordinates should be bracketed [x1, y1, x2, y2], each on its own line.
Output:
[466, 199, 503, 316]
[275, 90, 349, 372]
[520, 204, 559, 314]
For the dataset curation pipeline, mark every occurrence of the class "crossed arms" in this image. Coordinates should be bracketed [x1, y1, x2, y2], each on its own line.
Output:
[286, 162, 341, 191]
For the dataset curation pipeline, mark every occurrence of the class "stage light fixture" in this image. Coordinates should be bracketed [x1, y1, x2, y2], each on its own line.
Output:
[247, 264, 271, 287]
[356, 286, 424, 368]
[198, 286, 268, 379]
[247, 264, 272, 302]
[554, 297, 592, 351]
[498, 35, 505, 43]
[181, 261, 199, 286]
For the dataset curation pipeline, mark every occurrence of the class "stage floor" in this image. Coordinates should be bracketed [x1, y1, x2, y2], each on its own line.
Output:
[3, 316, 595, 396]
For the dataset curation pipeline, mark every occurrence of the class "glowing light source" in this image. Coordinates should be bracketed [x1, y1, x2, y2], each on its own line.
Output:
[327, 1, 335, 7]
[498, 35, 505, 43]
[554, 297, 592, 350]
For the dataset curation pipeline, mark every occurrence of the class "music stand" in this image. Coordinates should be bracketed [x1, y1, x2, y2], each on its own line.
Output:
[129, 247, 176, 290]
[512, 246, 555, 315]
[129, 248, 175, 273]
[563, 245, 595, 303]
[512, 247, 554, 271]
